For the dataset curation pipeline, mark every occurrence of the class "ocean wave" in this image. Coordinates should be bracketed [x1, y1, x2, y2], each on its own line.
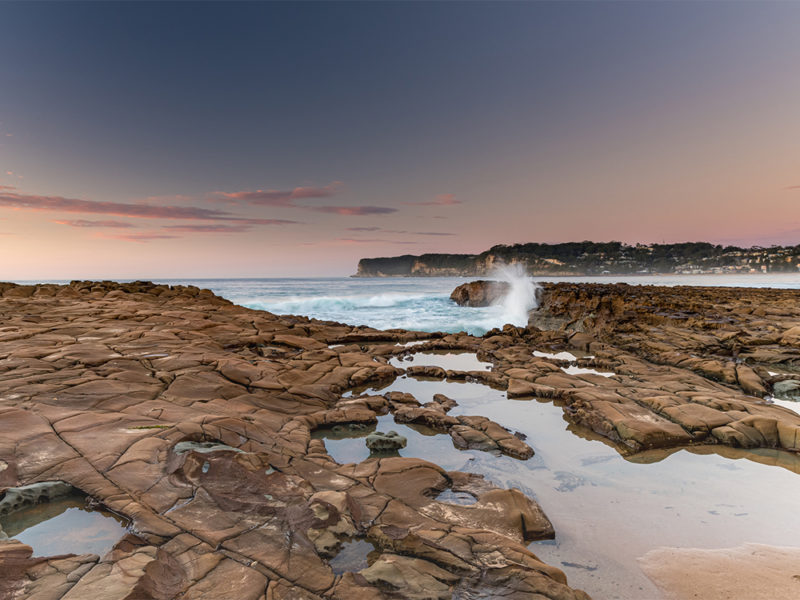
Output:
[245, 292, 444, 314]
[239, 275, 538, 336]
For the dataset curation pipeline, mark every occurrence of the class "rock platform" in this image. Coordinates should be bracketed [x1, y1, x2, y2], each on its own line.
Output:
[0, 281, 588, 600]
[452, 279, 800, 453]
[3, 279, 800, 599]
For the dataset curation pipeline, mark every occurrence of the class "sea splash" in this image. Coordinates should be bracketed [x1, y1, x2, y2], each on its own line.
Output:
[489, 263, 539, 328]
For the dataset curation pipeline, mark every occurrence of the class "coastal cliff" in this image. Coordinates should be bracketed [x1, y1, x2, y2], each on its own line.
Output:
[355, 241, 800, 277]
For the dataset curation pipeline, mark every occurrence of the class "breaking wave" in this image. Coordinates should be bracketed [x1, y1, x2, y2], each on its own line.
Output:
[236, 270, 539, 336]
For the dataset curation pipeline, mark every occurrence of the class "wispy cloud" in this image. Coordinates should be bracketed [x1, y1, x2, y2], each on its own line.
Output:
[143, 194, 196, 204]
[98, 232, 180, 243]
[786, 185, 800, 190]
[162, 223, 252, 233]
[216, 182, 395, 217]
[216, 182, 341, 206]
[54, 219, 135, 228]
[345, 226, 452, 236]
[238, 218, 300, 225]
[336, 238, 417, 245]
[405, 193, 461, 207]
[0, 184, 16, 190]
[0, 190, 299, 225]
[311, 206, 397, 216]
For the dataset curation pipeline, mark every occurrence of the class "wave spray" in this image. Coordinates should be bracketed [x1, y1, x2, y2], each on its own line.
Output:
[490, 263, 539, 328]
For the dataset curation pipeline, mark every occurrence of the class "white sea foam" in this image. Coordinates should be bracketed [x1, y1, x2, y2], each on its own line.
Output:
[488, 264, 539, 328]
[191, 274, 535, 336]
[241, 275, 539, 335]
[156, 274, 800, 339]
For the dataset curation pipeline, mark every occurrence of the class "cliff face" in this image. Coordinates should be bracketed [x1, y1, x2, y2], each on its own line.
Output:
[354, 241, 800, 277]
[356, 254, 482, 277]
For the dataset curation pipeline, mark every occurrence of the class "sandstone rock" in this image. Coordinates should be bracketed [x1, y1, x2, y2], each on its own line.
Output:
[360, 553, 459, 599]
[365, 431, 407, 452]
[780, 325, 800, 346]
[450, 280, 510, 307]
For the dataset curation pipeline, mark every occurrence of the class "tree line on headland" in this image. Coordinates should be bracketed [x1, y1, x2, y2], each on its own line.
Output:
[354, 241, 800, 277]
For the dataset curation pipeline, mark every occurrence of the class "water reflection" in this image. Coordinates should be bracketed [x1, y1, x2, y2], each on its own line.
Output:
[0, 493, 128, 557]
[328, 538, 379, 574]
[345, 374, 800, 600]
[312, 414, 469, 467]
[389, 351, 492, 372]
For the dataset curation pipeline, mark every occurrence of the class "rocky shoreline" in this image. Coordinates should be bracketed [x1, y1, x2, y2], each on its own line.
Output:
[1, 280, 799, 599]
[0, 281, 589, 600]
[452, 280, 800, 454]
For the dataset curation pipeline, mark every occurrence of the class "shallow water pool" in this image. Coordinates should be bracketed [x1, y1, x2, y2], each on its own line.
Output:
[0, 493, 128, 557]
[347, 372, 800, 600]
[389, 351, 493, 372]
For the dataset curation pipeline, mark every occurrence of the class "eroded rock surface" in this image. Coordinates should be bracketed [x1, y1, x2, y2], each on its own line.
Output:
[514, 282, 800, 451]
[0, 281, 588, 600]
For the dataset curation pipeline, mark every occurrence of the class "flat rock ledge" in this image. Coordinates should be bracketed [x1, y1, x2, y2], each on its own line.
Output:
[0, 281, 588, 600]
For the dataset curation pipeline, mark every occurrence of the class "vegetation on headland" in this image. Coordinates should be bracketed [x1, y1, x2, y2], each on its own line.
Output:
[355, 241, 800, 277]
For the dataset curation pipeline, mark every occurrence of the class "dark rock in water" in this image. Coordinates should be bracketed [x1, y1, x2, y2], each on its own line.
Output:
[773, 380, 800, 400]
[450, 280, 510, 307]
[365, 430, 407, 451]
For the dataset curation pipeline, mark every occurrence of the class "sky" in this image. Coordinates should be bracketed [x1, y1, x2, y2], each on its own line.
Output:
[1, 1, 799, 279]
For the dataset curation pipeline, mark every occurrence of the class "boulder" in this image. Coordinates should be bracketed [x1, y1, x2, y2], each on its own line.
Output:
[365, 431, 407, 452]
[450, 280, 510, 307]
[773, 380, 800, 400]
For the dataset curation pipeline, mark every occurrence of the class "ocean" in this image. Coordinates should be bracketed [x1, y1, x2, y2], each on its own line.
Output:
[153, 273, 800, 336]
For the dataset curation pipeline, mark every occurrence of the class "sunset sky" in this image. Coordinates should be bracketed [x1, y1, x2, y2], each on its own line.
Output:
[1, 1, 799, 279]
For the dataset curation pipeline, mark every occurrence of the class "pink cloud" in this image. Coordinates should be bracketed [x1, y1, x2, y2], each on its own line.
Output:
[405, 193, 461, 207]
[98, 232, 180, 243]
[786, 185, 800, 190]
[240, 218, 300, 225]
[336, 238, 417, 245]
[217, 182, 341, 206]
[0, 190, 299, 225]
[143, 194, 195, 204]
[345, 227, 452, 236]
[0, 184, 16, 190]
[312, 206, 396, 216]
[54, 219, 135, 228]
[162, 224, 253, 233]
[214, 182, 398, 218]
